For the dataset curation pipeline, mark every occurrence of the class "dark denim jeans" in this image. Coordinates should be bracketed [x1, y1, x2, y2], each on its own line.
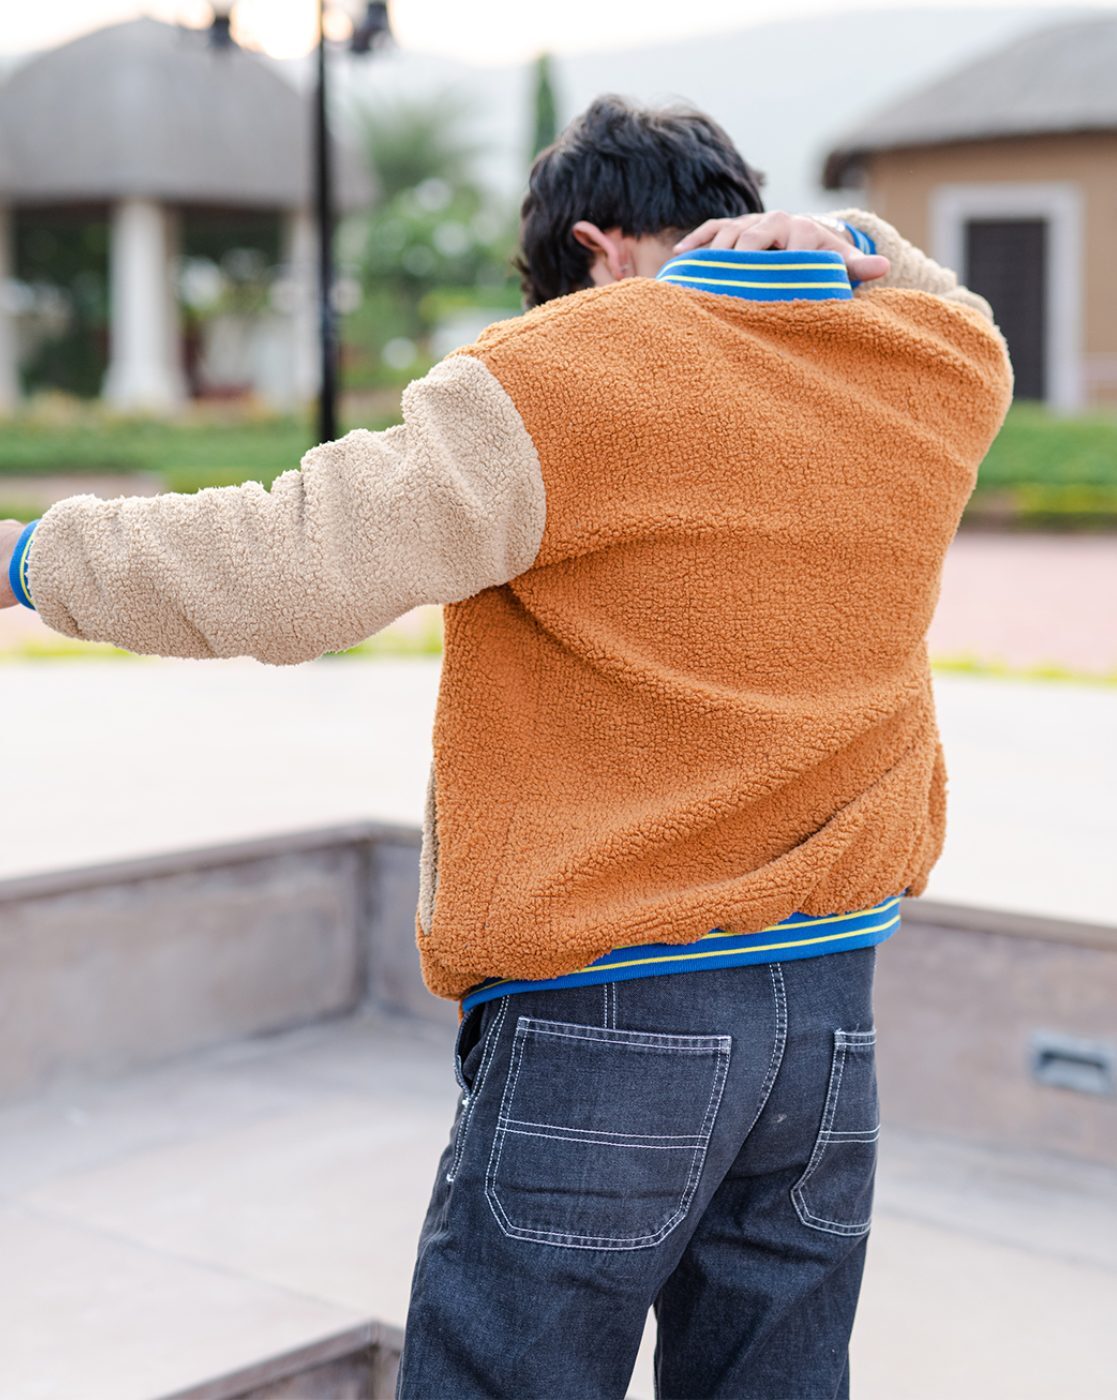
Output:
[396, 947, 879, 1400]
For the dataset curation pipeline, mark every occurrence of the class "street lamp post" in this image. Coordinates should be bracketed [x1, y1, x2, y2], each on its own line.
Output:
[313, 1, 392, 444]
[313, 0, 338, 443]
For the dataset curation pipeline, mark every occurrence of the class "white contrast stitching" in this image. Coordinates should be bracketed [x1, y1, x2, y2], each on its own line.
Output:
[484, 1016, 731, 1250]
[790, 1026, 878, 1236]
[498, 1127, 700, 1151]
[446, 997, 507, 1183]
[501, 1116, 703, 1142]
[742, 962, 788, 1141]
[518, 1018, 731, 1052]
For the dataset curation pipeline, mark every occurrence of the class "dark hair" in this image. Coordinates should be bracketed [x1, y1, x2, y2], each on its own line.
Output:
[516, 95, 765, 308]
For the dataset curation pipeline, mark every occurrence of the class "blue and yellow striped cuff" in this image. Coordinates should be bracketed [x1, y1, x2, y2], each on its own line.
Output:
[842, 221, 876, 257]
[460, 895, 903, 1013]
[841, 221, 877, 290]
[8, 519, 39, 610]
[656, 246, 854, 302]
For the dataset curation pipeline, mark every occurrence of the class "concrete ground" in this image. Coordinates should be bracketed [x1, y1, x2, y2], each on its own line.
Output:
[3, 656, 1114, 926]
[1, 1011, 1114, 1400]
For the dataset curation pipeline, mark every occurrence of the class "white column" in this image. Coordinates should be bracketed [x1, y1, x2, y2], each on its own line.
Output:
[282, 207, 320, 404]
[103, 198, 186, 412]
[0, 205, 21, 412]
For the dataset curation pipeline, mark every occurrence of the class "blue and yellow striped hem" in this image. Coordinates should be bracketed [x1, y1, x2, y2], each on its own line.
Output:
[459, 895, 902, 1013]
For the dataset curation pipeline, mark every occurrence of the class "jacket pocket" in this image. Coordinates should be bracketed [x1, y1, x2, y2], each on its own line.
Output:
[791, 1028, 879, 1237]
[417, 759, 439, 936]
[485, 1016, 731, 1251]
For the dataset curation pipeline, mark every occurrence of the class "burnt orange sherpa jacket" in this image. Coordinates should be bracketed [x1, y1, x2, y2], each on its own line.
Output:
[25, 211, 1013, 1001]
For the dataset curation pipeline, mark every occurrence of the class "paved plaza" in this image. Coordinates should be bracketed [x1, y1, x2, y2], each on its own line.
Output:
[2, 1011, 1115, 1400]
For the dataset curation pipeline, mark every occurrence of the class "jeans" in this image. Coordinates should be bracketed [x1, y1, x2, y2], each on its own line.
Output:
[396, 946, 879, 1400]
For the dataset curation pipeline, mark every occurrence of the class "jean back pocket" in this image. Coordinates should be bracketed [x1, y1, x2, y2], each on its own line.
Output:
[791, 1027, 879, 1238]
[485, 1016, 731, 1251]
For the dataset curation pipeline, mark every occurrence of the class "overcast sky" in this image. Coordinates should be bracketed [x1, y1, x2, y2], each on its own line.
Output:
[1, 0, 1113, 64]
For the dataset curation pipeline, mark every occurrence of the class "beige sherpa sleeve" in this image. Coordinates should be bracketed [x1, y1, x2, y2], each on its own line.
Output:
[25, 354, 545, 665]
[829, 207, 996, 321]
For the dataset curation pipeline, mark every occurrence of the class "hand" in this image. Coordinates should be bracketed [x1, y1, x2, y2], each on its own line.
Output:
[673, 211, 891, 284]
[1, 519, 28, 608]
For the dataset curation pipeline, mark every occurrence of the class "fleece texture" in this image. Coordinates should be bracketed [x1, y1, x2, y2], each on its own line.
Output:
[417, 238, 1013, 999]
[28, 354, 544, 665]
[23, 210, 1013, 1004]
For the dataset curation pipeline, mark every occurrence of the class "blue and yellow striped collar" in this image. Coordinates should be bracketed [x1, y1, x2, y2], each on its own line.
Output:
[655, 246, 853, 302]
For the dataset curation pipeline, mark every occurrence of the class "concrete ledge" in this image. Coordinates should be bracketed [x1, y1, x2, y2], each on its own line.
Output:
[909, 896, 1116, 953]
[878, 901, 1117, 1166]
[0, 823, 441, 1105]
[1, 827, 1113, 1161]
[162, 1319, 404, 1400]
[0, 822, 420, 905]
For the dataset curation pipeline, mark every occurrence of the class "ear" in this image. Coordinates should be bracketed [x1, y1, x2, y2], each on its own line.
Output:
[571, 220, 630, 284]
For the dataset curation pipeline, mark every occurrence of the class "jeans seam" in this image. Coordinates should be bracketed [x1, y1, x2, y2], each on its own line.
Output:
[741, 962, 789, 1142]
[517, 1018, 731, 1052]
[796, 1041, 847, 1197]
[446, 997, 507, 1184]
[793, 1205, 873, 1236]
[498, 1127, 702, 1151]
[501, 1116, 704, 1142]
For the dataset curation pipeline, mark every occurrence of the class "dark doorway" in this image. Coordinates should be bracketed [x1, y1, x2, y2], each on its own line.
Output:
[964, 218, 1047, 401]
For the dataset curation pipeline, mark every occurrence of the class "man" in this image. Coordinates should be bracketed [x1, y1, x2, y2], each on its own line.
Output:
[2, 96, 1011, 1399]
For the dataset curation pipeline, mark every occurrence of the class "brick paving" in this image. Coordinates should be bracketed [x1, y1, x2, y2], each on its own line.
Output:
[928, 532, 1117, 674]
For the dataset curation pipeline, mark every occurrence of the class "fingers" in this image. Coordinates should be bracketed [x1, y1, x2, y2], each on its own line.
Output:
[672, 212, 891, 289]
[676, 211, 829, 255]
[672, 219, 728, 252]
[846, 252, 891, 283]
[673, 211, 892, 285]
[711, 225, 748, 250]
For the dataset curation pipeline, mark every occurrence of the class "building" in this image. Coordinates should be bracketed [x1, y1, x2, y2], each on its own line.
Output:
[0, 17, 370, 413]
[823, 15, 1117, 411]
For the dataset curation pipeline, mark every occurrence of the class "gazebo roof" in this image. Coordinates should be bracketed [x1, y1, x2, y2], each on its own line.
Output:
[0, 17, 372, 210]
[823, 15, 1117, 187]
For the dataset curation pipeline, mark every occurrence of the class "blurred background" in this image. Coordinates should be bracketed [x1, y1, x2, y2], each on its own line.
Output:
[1, 3, 1114, 1398]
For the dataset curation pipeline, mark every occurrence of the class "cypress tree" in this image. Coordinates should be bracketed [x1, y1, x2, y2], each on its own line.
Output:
[530, 53, 559, 159]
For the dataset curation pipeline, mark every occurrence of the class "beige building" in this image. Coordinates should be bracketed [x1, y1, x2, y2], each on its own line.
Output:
[823, 15, 1117, 411]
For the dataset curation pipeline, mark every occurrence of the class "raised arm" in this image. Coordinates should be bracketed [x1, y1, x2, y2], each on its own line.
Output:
[2, 355, 545, 664]
[826, 207, 995, 321]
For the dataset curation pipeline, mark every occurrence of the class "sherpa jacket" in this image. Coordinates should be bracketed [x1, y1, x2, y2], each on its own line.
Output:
[19, 210, 1013, 1002]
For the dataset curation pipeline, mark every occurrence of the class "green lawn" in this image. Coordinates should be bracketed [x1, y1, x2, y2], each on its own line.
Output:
[970, 404, 1117, 527]
[1, 402, 1115, 526]
[0, 406, 398, 517]
[0, 411, 395, 487]
[978, 405, 1117, 488]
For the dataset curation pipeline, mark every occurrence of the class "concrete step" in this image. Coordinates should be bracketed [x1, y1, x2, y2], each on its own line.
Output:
[3, 826, 1115, 1164]
[163, 1321, 402, 1400]
[2, 1011, 1115, 1400]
